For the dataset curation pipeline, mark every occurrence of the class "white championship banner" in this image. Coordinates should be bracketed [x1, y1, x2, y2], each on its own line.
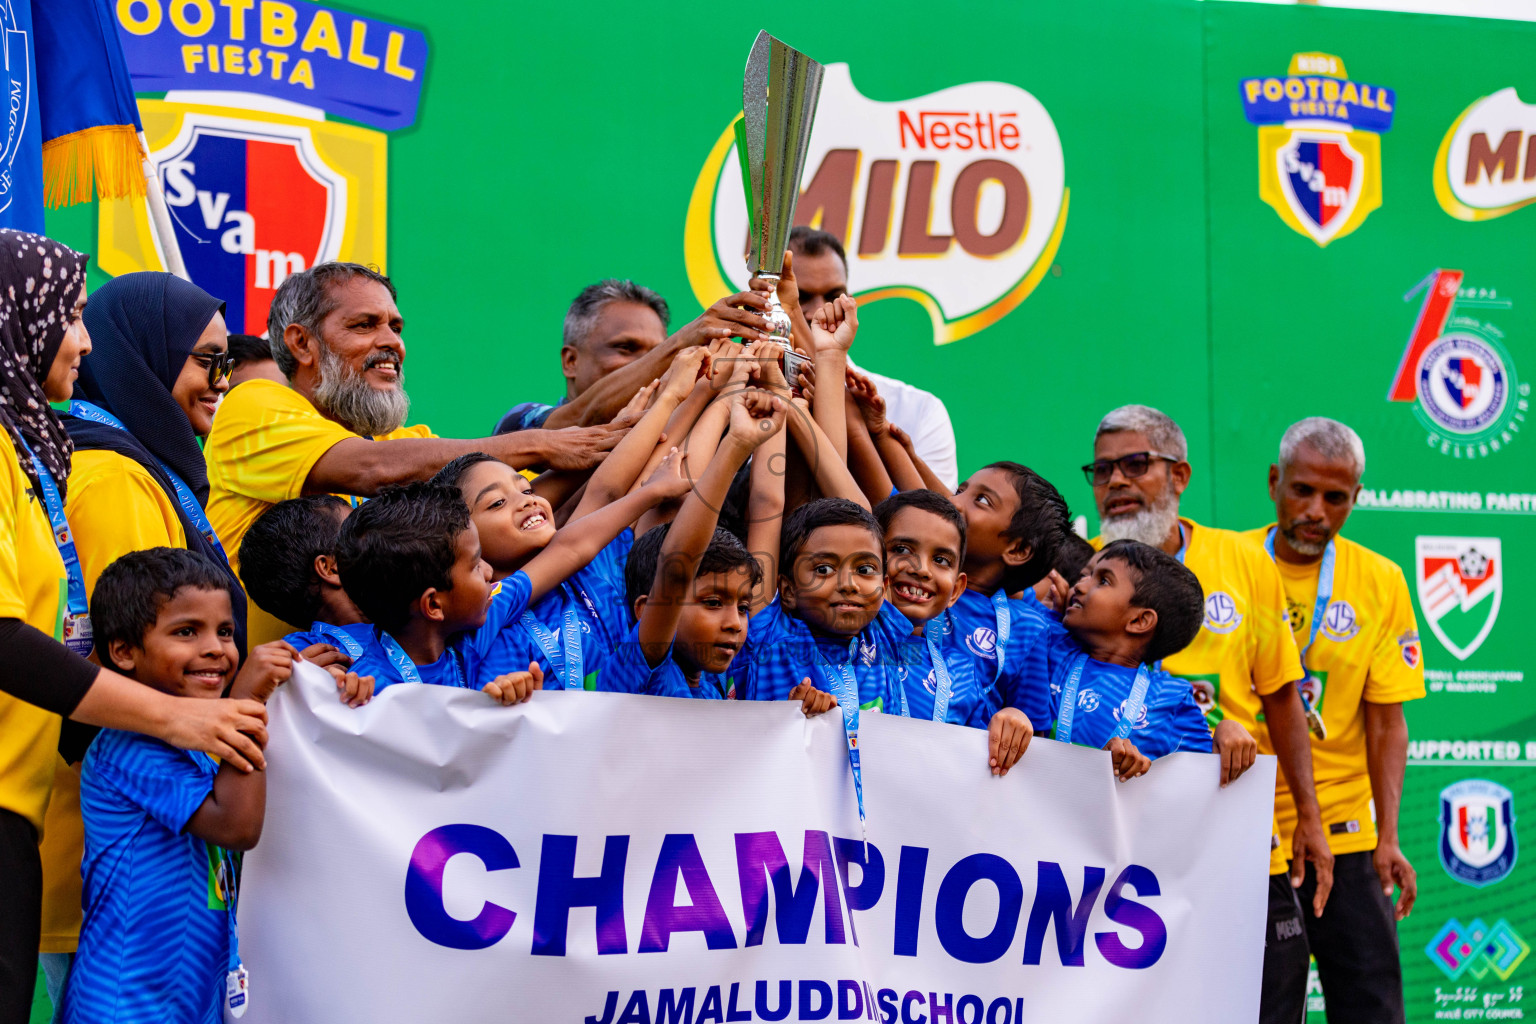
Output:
[240, 663, 1276, 1023]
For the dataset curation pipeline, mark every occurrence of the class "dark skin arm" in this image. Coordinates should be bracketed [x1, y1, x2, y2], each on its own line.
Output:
[305, 425, 626, 497]
[887, 422, 950, 495]
[543, 292, 773, 428]
[1366, 700, 1415, 919]
[845, 398, 894, 506]
[1261, 682, 1334, 915]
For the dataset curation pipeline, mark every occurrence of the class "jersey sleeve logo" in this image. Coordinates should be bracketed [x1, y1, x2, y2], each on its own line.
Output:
[1202, 592, 1244, 634]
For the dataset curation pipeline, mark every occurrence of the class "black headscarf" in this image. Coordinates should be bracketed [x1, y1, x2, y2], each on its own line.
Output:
[60, 271, 247, 656]
[0, 230, 89, 498]
[74, 271, 224, 502]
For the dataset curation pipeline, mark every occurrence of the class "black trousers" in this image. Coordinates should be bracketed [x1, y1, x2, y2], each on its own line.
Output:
[1261, 872, 1311, 1024]
[0, 808, 41, 1024]
[1297, 850, 1406, 1024]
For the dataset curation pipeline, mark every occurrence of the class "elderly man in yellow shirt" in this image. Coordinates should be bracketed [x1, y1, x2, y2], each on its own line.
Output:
[205, 262, 627, 645]
[1245, 417, 1424, 1024]
[1087, 404, 1332, 1024]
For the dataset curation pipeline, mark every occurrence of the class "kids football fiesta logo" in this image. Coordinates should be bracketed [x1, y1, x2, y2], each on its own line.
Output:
[685, 64, 1067, 346]
[1240, 53, 1396, 246]
[1416, 536, 1503, 661]
[1388, 269, 1527, 460]
[1439, 780, 1518, 888]
[1435, 87, 1536, 221]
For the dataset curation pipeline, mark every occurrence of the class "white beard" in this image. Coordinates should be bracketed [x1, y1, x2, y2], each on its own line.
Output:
[313, 343, 410, 437]
[1100, 490, 1181, 548]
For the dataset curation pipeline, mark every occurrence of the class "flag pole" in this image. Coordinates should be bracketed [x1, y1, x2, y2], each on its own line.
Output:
[139, 131, 188, 281]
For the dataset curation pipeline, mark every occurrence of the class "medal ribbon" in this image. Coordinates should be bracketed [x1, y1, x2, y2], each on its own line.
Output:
[380, 632, 469, 689]
[923, 616, 955, 724]
[310, 622, 365, 661]
[519, 586, 583, 690]
[1056, 652, 1151, 747]
[816, 636, 867, 826]
[1263, 528, 1334, 734]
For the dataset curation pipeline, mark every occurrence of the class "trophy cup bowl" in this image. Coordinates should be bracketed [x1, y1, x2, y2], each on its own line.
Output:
[739, 30, 824, 381]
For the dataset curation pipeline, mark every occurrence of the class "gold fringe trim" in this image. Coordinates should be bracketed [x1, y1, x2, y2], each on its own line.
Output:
[42, 124, 147, 210]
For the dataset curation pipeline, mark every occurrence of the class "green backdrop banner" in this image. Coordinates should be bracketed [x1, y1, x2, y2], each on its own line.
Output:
[42, 2, 1535, 1020]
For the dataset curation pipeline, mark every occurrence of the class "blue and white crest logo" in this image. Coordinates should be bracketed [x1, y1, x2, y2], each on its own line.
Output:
[1440, 779, 1518, 888]
[966, 627, 998, 659]
[1114, 699, 1150, 730]
[1321, 599, 1360, 642]
[921, 669, 938, 696]
[1077, 689, 1101, 713]
[859, 638, 878, 666]
[1203, 592, 1243, 634]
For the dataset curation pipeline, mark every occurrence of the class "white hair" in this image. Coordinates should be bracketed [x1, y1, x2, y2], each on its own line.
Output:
[1279, 417, 1365, 478]
[1095, 404, 1187, 461]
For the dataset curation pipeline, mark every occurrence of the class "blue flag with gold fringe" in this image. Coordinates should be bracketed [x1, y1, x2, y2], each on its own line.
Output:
[0, 0, 144, 232]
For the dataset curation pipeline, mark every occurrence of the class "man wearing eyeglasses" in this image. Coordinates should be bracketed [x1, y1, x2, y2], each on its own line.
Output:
[1242, 418, 1422, 1024]
[1086, 404, 1333, 1024]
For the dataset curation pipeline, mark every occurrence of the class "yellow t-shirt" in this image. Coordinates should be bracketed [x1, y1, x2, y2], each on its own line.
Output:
[0, 430, 68, 830]
[1094, 518, 1303, 873]
[39, 448, 190, 952]
[203, 379, 433, 644]
[1242, 527, 1426, 856]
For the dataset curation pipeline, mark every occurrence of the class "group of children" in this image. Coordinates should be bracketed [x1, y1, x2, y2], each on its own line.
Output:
[66, 314, 1260, 1019]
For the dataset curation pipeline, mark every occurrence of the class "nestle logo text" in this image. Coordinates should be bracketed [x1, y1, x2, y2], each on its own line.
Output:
[898, 111, 1020, 151]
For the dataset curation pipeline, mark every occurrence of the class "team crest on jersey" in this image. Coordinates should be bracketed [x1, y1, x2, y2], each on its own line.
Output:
[1388, 269, 1527, 460]
[966, 627, 999, 659]
[1077, 689, 1100, 713]
[1416, 536, 1503, 661]
[1399, 630, 1422, 668]
[859, 638, 878, 666]
[1113, 699, 1150, 730]
[1440, 780, 1518, 888]
[1202, 592, 1243, 634]
[1320, 600, 1360, 642]
[921, 669, 938, 696]
[1240, 53, 1394, 246]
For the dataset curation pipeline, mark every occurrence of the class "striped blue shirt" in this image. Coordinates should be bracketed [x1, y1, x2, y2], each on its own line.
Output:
[594, 621, 732, 699]
[735, 600, 919, 710]
[897, 609, 996, 728]
[67, 730, 227, 1024]
[1045, 632, 1214, 757]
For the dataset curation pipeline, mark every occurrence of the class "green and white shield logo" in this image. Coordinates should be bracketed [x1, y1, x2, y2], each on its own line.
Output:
[1416, 536, 1502, 661]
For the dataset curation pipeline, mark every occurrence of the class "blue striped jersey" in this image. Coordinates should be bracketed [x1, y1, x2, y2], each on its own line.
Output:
[1044, 632, 1215, 758]
[734, 600, 920, 710]
[66, 730, 227, 1024]
[594, 621, 732, 699]
[896, 609, 996, 728]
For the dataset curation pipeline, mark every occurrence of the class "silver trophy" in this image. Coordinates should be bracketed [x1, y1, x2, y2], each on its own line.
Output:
[737, 30, 824, 382]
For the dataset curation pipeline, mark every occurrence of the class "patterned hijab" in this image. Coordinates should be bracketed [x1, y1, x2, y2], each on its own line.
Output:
[0, 230, 90, 498]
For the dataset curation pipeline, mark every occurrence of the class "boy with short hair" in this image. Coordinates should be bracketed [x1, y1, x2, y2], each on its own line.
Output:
[65, 549, 293, 1024]
[339, 453, 688, 701]
[874, 489, 1033, 775]
[240, 495, 371, 652]
[1053, 539, 1257, 783]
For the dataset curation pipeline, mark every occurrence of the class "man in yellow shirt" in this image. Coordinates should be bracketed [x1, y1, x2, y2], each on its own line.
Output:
[205, 262, 626, 644]
[1088, 404, 1331, 1024]
[1245, 417, 1423, 1024]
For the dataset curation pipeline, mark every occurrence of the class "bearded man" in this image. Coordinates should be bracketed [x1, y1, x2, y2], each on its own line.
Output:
[204, 262, 622, 644]
[1088, 403, 1333, 1024]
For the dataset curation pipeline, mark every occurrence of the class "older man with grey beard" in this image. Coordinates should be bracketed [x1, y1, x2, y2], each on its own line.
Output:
[204, 261, 625, 646]
[1087, 404, 1333, 1024]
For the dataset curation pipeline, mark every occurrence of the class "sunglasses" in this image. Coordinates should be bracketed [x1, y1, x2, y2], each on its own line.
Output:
[190, 351, 234, 388]
[1081, 451, 1182, 486]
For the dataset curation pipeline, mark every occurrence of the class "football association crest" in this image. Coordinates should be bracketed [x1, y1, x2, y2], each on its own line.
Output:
[1240, 53, 1395, 246]
[1388, 269, 1526, 460]
[1440, 780, 1518, 887]
[1416, 536, 1502, 661]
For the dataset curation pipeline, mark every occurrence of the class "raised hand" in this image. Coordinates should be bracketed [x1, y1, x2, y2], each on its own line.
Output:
[538, 423, 629, 471]
[657, 347, 710, 404]
[810, 293, 859, 353]
[727, 388, 787, 451]
[846, 369, 889, 436]
[641, 446, 692, 502]
[672, 289, 773, 348]
[610, 380, 658, 429]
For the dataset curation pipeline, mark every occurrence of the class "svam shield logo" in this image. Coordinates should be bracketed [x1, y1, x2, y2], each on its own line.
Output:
[156, 118, 344, 335]
[1416, 536, 1502, 661]
[1440, 780, 1517, 887]
[1276, 132, 1363, 245]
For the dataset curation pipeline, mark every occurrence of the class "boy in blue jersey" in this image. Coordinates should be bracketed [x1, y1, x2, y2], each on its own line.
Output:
[873, 490, 1033, 775]
[1053, 539, 1258, 783]
[433, 348, 714, 691]
[597, 388, 834, 715]
[338, 455, 689, 699]
[67, 549, 297, 1024]
[738, 498, 920, 711]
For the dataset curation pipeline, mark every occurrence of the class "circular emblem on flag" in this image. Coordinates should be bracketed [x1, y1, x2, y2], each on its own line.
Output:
[1321, 600, 1360, 642]
[1417, 333, 1509, 435]
[1439, 779, 1518, 887]
[1202, 592, 1243, 634]
[966, 627, 998, 658]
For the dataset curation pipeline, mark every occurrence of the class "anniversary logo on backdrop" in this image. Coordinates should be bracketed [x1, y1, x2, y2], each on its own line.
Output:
[1239, 52, 1395, 247]
[95, 0, 427, 335]
[685, 62, 1067, 345]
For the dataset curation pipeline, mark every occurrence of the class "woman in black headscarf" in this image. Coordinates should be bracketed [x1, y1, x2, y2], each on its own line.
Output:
[0, 231, 266, 1024]
[60, 272, 247, 656]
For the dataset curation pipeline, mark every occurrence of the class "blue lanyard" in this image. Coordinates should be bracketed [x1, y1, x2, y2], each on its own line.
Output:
[1056, 652, 1150, 747]
[520, 586, 584, 690]
[18, 439, 92, 657]
[923, 616, 955, 724]
[379, 632, 466, 688]
[1263, 529, 1336, 672]
[1173, 521, 1189, 564]
[817, 635, 867, 827]
[991, 590, 1011, 676]
[67, 401, 229, 563]
[311, 622, 365, 661]
[214, 842, 248, 1015]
